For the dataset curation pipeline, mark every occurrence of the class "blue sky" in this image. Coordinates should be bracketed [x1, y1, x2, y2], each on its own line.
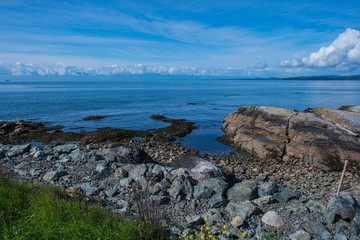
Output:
[1, 0, 360, 77]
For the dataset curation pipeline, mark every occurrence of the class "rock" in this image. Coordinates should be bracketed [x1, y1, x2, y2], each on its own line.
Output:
[114, 167, 128, 178]
[145, 164, 170, 183]
[168, 174, 195, 200]
[261, 211, 285, 228]
[289, 230, 311, 240]
[193, 185, 215, 199]
[258, 181, 279, 197]
[302, 220, 328, 237]
[202, 208, 223, 225]
[128, 164, 148, 183]
[70, 183, 100, 196]
[14, 169, 27, 176]
[252, 195, 274, 205]
[169, 155, 223, 180]
[53, 144, 79, 154]
[334, 233, 348, 240]
[350, 208, 360, 235]
[32, 150, 46, 159]
[149, 195, 170, 205]
[117, 178, 134, 188]
[231, 215, 244, 228]
[304, 199, 326, 213]
[273, 189, 302, 203]
[185, 215, 204, 225]
[96, 145, 154, 164]
[221, 106, 360, 171]
[29, 168, 44, 176]
[227, 180, 258, 202]
[43, 170, 68, 181]
[338, 105, 360, 113]
[321, 231, 333, 240]
[7, 144, 31, 157]
[160, 177, 172, 188]
[196, 177, 228, 196]
[226, 201, 258, 220]
[286, 199, 309, 213]
[327, 195, 358, 222]
[58, 156, 71, 163]
[209, 194, 226, 208]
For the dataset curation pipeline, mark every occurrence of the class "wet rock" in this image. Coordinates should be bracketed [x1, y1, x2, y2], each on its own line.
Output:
[226, 201, 258, 220]
[289, 230, 311, 240]
[273, 189, 302, 203]
[209, 194, 226, 208]
[258, 181, 278, 197]
[261, 211, 285, 228]
[227, 180, 258, 202]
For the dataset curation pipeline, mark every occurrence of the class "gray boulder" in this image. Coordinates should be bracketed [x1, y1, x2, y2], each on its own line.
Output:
[327, 195, 358, 222]
[169, 155, 223, 180]
[196, 177, 228, 196]
[273, 189, 302, 203]
[70, 183, 100, 196]
[53, 144, 79, 154]
[258, 181, 279, 197]
[193, 185, 215, 199]
[169, 174, 196, 200]
[209, 194, 226, 208]
[7, 144, 31, 157]
[302, 220, 328, 237]
[226, 201, 258, 220]
[227, 180, 258, 202]
[289, 230, 311, 240]
[96, 145, 154, 164]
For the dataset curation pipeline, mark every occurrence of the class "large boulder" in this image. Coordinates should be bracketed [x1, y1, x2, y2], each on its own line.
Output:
[169, 155, 223, 180]
[221, 106, 360, 171]
[96, 145, 154, 164]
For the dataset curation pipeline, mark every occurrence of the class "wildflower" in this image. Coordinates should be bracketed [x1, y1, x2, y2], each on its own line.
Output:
[201, 235, 205, 240]
[189, 235, 193, 239]
[195, 232, 199, 236]
[200, 227, 203, 231]
[204, 217, 208, 222]
[178, 236, 182, 239]
[223, 225, 227, 230]
[186, 228, 189, 231]
[242, 232, 247, 237]
[184, 234, 187, 238]
[208, 234, 212, 238]
[222, 231, 225, 235]
[206, 226, 210, 231]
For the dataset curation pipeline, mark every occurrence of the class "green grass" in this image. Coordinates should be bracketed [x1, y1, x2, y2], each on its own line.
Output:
[0, 177, 169, 240]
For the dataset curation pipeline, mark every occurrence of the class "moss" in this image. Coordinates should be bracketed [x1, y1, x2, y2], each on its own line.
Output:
[150, 114, 167, 120]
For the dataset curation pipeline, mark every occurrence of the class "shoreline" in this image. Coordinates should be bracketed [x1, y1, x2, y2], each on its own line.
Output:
[1, 119, 360, 239]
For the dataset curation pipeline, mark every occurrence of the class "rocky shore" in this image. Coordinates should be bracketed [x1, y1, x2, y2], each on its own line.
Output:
[1, 108, 360, 240]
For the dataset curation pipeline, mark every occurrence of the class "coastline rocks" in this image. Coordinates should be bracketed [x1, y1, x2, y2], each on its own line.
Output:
[221, 106, 360, 171]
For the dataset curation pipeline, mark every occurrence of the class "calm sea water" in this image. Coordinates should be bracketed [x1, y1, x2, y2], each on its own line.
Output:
[1, 76, 359, 154]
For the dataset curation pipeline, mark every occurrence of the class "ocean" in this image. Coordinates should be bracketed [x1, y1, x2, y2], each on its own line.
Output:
[1, 75, 359, 155]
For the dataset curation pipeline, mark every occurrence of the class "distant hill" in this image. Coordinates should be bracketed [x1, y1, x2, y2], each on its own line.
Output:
[278, 75, 360, 80]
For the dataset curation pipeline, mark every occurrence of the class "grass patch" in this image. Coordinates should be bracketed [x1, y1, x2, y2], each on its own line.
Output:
[0, 177, 168, 240]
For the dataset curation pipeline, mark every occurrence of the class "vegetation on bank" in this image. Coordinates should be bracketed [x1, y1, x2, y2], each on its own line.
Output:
[0, 175, 168, 240]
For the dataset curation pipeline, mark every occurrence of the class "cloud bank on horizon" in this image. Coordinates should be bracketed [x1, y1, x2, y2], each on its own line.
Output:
[279, 28, 360, 71]
[1, 1, 360, 77]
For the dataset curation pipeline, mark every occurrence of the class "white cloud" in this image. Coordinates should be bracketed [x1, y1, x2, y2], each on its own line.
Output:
[279, 28, 360, 70]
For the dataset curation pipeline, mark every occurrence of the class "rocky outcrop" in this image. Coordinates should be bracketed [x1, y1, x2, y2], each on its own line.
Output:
[221, 106, 360, 171]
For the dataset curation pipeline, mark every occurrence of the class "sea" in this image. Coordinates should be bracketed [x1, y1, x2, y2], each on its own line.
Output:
[1, 75, 359, 155]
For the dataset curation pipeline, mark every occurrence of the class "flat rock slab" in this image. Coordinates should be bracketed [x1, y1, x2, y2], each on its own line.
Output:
[221, 106, 360, 171]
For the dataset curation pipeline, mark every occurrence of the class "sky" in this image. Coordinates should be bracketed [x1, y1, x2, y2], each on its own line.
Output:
[1, 0, 360, 77]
